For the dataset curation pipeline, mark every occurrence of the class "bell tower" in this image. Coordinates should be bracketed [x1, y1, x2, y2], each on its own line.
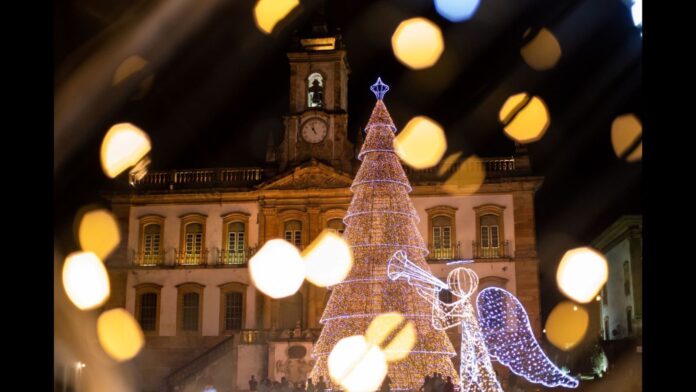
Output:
[273, 10, 354, 173]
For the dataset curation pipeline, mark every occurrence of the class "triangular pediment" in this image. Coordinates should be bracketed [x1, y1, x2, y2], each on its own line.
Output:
[258, 160, 354, 190]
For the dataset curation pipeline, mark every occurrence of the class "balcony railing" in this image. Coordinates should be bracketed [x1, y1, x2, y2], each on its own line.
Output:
[427, 242, 461, 261]
[131, 167, 269, 190]
[131, 252, 165, 267]
[175, 249, 210, 266]
[472, 240, 511, 259]
[213, 247, 258, 267]
[404, 157, 517, 182]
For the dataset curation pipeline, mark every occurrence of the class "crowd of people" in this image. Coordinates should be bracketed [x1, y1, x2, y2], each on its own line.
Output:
[246, 372, 455, 392]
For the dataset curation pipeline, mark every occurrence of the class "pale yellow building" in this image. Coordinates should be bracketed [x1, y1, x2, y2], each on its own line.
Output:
[105, 29, 543, 392]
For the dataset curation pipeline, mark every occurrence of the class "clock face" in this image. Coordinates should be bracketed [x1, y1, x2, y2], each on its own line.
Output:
[301, 118, 328, 144]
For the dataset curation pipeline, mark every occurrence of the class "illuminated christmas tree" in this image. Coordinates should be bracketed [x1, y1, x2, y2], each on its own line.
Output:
[310, 78, 459, 390]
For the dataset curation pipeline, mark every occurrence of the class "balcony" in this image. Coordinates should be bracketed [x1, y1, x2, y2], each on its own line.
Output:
[213, 247, 258, 267]
[175, 249, 210, 266]
[131, 252, 165, 267]
[427, 242, 461, 262]
[472, 240, 511, 259]
[404, 157, 517, 183]
[131, 167, 270, 190]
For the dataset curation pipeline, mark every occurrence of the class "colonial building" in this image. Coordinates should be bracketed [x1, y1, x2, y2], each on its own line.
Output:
[591, 215, 642, 342]
[104, 26, 544, 392]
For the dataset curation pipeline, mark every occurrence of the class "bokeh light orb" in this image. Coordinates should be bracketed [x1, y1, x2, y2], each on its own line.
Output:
[556, 247, 608, 303]
[434, 0, 480, 22]
[253, 0, 300, 34]
[62, 252, 111, 310]
[97, 308, 145, 361]
[365, 312, 416, 362]
[303, 230, 353, 287]
[78, 208, 121, 260]
[100, 123, 151, 179]
[391, 18, 444, 70]
[328, 335, 388, 392]
[442, 154, 486, 194]
[521, 28, 562, 71]
[611, 113, 642, 162]
[394, 116, 447, 169]
[545, 301, 589, 351]
[249, 239, 305, 298]
[499, 93, 550, 143]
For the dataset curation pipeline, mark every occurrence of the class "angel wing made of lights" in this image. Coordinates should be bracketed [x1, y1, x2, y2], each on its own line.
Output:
[476, 288, 580, 389]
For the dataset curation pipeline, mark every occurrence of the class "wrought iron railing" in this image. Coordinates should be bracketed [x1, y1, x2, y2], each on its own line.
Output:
[472, 240, 511, 259]
[175, 249, 210, 266]
[213, 247, 258, 266]
[131, 251, 165, 267]
[427, 242, 461, 261]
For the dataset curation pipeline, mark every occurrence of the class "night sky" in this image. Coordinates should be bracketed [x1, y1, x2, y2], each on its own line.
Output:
[54, 0, 641, 318]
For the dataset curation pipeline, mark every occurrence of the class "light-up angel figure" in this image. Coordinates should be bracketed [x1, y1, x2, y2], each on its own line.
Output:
[387, 250, 579, 391]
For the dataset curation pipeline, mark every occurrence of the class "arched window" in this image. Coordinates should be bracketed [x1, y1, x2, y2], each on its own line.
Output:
[182, 293, 200, 331]
[219, 282, 246, 333]
[426, 206, 458, 261]
[432, 215, 453, 259]
[138, 215, 165, 266]
[144, 224, 161, 256]
[307, 72, 324, 108]
[480, 214, 500, 250]
[474, 205, 506, 259]
[285, 220, 302, 248]
[226, 222, 245, 264]
[327, 218, 345, 235]
[177, 283, 204, 335]
[135, 283, 162, 335]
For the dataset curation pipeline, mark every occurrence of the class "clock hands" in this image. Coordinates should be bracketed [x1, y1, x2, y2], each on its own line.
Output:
[312, 126, 317, 135]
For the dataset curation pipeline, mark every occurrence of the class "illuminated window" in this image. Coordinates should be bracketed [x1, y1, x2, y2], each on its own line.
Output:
[221, 212, 250, 265]
[307, 72, 324, 108]
[426, 206, 458, 260]
[327, 218, 345, 235]
[134, 283, 162, 335]
[179, 214, 207, 265]
[177, 283, 204, 335]
[473, 205, 506, 259]
[433, 216, 452, 259]
[285, 220, 302, 248]
[138, 215, 165, 266]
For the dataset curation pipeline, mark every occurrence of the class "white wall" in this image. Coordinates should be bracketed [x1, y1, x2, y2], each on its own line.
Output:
[600, 238, 635, 339]
[411, 194, 516, 258]
[126, 268, 256, 336]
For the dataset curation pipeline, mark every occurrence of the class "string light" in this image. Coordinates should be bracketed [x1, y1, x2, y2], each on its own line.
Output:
[387, 250, 579, 390]
[477, 288, 580, 388]
[310, 78, 459, 390]
[388, 251, 502, 392]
